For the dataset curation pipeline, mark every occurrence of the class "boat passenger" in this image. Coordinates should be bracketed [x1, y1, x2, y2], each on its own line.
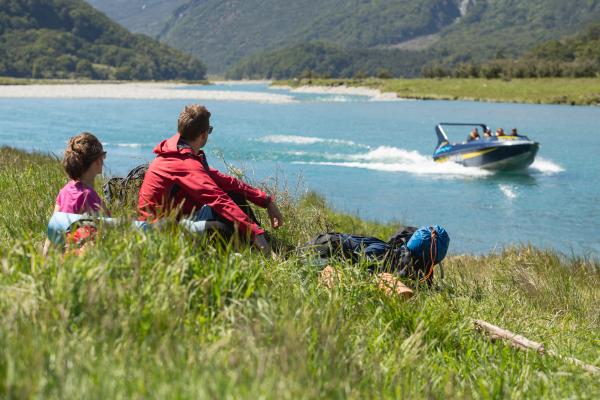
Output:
[138, 104, 283, 255]
[43, 132, 108, 255]
[467, 128, 480, 142]
[511, 128, 519, 136]
[483, 127, 492, 138]
[496, 128, 505, 137]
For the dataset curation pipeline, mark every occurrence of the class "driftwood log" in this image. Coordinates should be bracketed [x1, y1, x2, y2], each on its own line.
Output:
[474, 319, 600, 375]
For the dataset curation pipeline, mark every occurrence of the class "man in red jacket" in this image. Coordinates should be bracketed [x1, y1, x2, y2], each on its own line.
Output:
[138, 104, 283, 253]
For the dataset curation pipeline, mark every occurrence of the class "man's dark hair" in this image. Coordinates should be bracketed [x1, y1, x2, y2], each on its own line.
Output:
[178, 104, 211, 141]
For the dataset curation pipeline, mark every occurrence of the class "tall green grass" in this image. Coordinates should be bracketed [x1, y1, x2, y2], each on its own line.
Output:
[0, 147, 598, 399]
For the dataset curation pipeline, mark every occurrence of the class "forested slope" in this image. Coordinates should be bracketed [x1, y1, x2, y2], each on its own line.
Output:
[86, 0, 186, 38]
[87, 0, 600, 77]
[0, 0, 206, 80]
[88, 0, 464, 72]
[423, 24, 600, 79]
[433, 0, 600, 64]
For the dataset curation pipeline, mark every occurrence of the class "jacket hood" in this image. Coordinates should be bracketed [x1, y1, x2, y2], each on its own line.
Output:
[153, 134, 192, 156]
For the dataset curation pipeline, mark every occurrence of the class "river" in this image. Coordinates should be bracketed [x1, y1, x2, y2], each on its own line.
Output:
[0, 82, 598, 256]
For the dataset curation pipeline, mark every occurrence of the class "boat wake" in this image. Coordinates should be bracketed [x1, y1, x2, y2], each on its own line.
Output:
[258, 135, 563, 179]
[499, 184, 518, 199]
[258, 134, 368, 148]
[528, 157, 564, 174]
[294, 146, 491, 177]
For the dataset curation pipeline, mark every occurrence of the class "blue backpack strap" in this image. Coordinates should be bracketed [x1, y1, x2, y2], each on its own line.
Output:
[48, 206, 220, 246]
[47, 212, 119, 245]
[47, 212, 86, 245]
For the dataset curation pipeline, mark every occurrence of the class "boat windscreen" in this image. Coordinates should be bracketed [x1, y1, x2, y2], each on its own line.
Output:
[437, 123, 489, 144]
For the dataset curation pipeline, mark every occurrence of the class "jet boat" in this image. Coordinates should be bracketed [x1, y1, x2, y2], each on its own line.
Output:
[432, 123, 539, 170]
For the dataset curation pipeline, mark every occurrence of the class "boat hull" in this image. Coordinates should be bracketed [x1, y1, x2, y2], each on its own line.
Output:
[434, 142, 539, 171]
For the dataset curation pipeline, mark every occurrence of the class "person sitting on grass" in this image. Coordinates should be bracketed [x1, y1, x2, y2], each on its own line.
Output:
[43, 132, 108, 255]
[138, 104, 283, 255]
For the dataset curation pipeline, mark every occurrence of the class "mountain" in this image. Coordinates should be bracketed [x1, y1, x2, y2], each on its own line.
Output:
[0, 0, 206, 80]
[424, 23, 600, 79]
[86, 0, 187, 38]
[87, 0, 464, 72]
[85, 0, 600, 76]
[431, 0, 600, 64]
[225, 42, 430, 80]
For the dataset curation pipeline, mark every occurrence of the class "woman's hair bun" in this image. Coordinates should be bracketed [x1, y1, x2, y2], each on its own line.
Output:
[62, 132, 103, 180]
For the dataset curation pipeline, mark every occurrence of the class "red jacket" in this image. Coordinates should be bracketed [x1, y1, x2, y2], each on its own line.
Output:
[138, 134, 270, 237]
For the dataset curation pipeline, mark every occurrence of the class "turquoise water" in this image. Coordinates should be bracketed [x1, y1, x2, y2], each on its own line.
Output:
[1, 83, 599, 256]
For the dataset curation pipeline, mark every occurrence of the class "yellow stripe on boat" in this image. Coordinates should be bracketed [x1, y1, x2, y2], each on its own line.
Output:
[498, 136, 520, 140]
[461, 148, 496, 160]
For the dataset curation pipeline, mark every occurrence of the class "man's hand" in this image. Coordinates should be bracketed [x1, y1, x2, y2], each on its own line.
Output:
[253, 233, 271, 256]
[266, 201, 283, 229]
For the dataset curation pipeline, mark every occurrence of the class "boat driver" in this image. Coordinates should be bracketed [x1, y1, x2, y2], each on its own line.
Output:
[467, 128, 480, 142]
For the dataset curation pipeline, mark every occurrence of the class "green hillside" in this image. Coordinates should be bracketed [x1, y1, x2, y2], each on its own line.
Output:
[0, 0, 206, 80]
[432, 0, 600, 64]
[225, 42, 429, 80]
[86, 0, 187, 38]
[86, 0, 600, 76]
[422, 24, 600, 79]
[88, 0, 463, 73]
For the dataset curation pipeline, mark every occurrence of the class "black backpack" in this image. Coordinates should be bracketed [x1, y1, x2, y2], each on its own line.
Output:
[303, 226, 443, 284]
[102, 164, 149, 207]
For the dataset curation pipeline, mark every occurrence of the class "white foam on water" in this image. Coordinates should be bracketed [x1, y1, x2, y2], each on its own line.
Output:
[294, 145, 491, 177]
[0, 83, 296, 103]
[116, 143, 143, 148]
[529, 157, 564, 174]
[258, 135, 366, 147]
[103, 142, 146, 148]
[285, 150, 310, 156]
[499, 184, 517, 199]
[259, 135, 324, 145]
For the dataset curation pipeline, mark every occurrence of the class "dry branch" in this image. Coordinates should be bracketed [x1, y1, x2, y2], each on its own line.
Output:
[473, 319, 600, 375]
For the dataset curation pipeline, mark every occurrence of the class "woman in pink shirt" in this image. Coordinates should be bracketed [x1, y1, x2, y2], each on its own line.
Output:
[43, 132, 107, 255]
[56, 132, 107, 214]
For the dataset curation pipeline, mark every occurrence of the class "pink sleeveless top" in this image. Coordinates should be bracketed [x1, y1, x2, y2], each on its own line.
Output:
[56, 180, 106, 215]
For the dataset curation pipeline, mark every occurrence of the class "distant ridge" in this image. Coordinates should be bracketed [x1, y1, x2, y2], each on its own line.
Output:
[0, 0, 206, 80]
[85, 0, 600, 77]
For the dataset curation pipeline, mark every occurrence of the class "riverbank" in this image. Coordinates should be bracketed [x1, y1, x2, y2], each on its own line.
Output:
[1, 147, 598, 398]
[0, 81, 293, 103]
[0, 77, 209, 85]
[275, 78, 600, 105]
